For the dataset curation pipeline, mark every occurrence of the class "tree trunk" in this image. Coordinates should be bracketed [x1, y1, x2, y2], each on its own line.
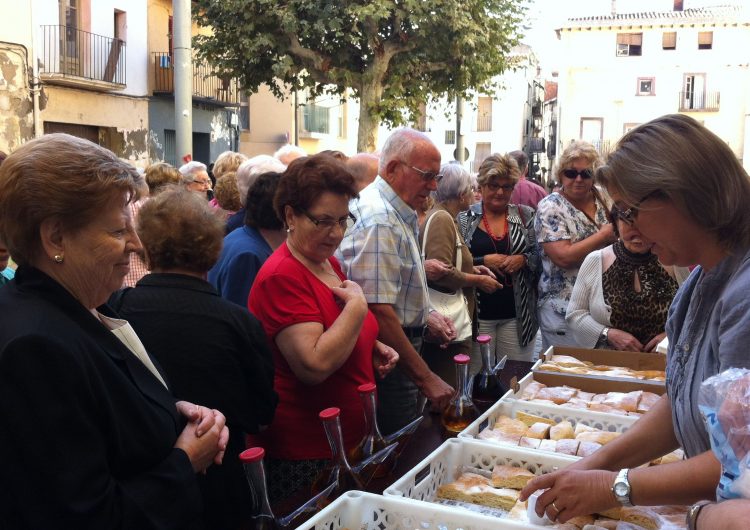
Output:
[357, 82, 380, 153]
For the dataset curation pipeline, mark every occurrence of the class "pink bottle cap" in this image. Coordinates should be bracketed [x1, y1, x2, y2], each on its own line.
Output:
[454, 354, 471, 364]
[319, 407, 341, 420]
[476, 334, 492, 344]
[239, 447, 265, 463]
[357, 382, 377, 394]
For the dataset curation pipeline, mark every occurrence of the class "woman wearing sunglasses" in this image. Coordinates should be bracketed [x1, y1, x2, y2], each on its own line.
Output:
[566, 206, 689, 353]
[534, 141, 617, 350]
[458, 153, 541, 363]
[521, 114, 750, 527]
[247, 153, 398, 501]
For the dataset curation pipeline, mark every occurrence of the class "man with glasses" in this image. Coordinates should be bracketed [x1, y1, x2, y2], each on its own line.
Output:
[179, 161, 213, 198]
[336, 128, 455, 435]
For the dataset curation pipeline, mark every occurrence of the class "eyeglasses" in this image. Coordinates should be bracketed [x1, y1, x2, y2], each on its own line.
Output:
[613, 191, 660, 226]
[484, 182, 515, 193]
[303, 210, 357, 231]
[401, 162, 443, 183]
[192, 178, 211, 187]
[562, 168, 594, 180]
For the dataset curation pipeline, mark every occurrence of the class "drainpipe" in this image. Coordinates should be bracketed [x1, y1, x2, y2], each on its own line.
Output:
[173, 0, 192, 162]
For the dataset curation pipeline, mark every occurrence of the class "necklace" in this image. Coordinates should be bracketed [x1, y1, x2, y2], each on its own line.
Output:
[482, 210, 509, 241]
[287, 240, 341, 284]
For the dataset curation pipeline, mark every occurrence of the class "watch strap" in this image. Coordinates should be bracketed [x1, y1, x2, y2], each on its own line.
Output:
[612, 468, 633, 507]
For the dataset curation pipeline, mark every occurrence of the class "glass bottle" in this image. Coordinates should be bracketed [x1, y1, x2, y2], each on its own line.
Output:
[441, 353, 480, 434]
[471, 334, 509, 413]
[240, 447, 281, 530]
[347, 383, 396, 478]
[310, 407, 363, 502]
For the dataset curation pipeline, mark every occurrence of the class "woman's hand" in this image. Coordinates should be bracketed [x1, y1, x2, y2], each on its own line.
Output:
[424, 258, 451, 281]
[500, 254, 526, 275]
[482, 253, 508, 276]
[331, 280, 368, 312]
[606, 328, 644, 352]
[372, 340, 399, 378]
[519, 468, 618, 523]
[644, 332, 667, 352]
[476, 274, 503, 293]
[174, 402, 229, 472]
[424, 311, 457, 347]
[473, 265, 496, 279]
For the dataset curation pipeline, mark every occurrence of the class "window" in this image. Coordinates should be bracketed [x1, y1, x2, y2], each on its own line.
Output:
[477, 97, 492, 131]
[616, 33, 643, 56]
[239, 103, 249, 131]
[637, 77, 655, 96]
[662, 32, 676, 50]
[698, 31, 713, 50]
[445, 130, 456, 144]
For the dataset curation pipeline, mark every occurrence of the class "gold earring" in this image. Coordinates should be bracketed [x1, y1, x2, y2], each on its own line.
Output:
[53, 254, 64, 263]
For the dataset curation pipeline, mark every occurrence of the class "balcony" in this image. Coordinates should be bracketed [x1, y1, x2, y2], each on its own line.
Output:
[152, 52, 242, 106]
[476, 115, 492, 132]
[300, 104, 330, 136]
[39, 25, 126, 90]
[679, 91, 720, 112]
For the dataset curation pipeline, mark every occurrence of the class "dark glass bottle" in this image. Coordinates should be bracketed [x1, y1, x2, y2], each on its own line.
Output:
[240, 447, 281, 530]
[347, 383, 396, 478]
[471, 334, 509, 412]
[310, 407, 364, 502]
[441, 353, 480, 434]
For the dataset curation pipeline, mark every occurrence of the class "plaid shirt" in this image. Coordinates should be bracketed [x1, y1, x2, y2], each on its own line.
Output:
[122, 199, 150, 288]
[336, 177, 429, 328]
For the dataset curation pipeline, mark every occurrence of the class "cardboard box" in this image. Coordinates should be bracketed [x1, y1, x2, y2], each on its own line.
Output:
[528, 346, 666, 393]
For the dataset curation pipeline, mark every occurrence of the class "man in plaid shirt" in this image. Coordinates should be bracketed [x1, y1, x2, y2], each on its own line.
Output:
[337, 128, 455, 435]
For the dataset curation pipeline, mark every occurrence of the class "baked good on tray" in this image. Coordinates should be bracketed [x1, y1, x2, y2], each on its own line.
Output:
[436, 471, 519, 510]
[490, 464, 535, 489]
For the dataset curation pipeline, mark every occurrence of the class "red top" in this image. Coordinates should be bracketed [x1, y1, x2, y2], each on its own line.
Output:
[248, 243, 378, 460]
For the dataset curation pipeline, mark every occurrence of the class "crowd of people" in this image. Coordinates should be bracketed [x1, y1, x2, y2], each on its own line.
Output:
[0, 112, 748, 528]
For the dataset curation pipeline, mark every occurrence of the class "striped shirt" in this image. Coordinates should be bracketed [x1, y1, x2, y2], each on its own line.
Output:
[336, 176, 429, 328]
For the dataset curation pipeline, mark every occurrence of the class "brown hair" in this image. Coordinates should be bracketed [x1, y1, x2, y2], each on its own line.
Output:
[145, 162, 181, 194]
[213, 172, 242, 212]
[0, 133, 141, 266]
[212, 151, 247, 180]
[476, 153, 521, 187]
[274, 153, 358, 222]
[137, 186, 224, 273]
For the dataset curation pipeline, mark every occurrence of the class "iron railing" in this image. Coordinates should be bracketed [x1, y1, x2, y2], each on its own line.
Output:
[476, 115, 492, 132]
[678, 90, 720, 112]
[152, 52, 242, 106]
[40, 25, 126, 85]
[302, 104, 330, 134]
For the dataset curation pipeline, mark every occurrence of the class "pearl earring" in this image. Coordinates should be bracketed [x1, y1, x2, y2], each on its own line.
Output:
[53, 254, 64, 263]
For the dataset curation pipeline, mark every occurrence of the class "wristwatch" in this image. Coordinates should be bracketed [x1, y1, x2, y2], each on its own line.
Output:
[612, 468, 633, 506]
[600, 327, 610, 345]
[686, 500, 712, 530]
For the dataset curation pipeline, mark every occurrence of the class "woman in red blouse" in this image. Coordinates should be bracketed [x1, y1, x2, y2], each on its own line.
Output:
[248, 153, 398, 502]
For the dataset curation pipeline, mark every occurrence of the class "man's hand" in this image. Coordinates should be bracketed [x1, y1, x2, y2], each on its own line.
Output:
[473, 265, 496, 279]
[424, 311, 457, 347]
[416, 371, 454, 410]
[424, 259, 451, 281]
[372, 340, 399, 379]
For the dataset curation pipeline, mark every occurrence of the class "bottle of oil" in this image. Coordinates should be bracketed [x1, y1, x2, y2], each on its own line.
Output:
[441, 353, 479, 434]
[310, 407, 363, 503]
[347, 383, 396, 478]
[240, 447, 281, 530]
[471, 334, 509, 413]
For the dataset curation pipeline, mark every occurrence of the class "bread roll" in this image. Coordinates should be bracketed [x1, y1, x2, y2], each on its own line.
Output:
[619, 506, 660, 530]
[436, 472, 520, 510]
[515, 411, 556, 427]
[490, 464, 535, 489]
[555, 439, 580, 455]
[519, 436, 542, 449]
[576, 440, 602, 457]
[493, 416, 529, 437]
[550, 420, 575, 441]
[526, 422, 552, 439]
[575, 430, 620, 445]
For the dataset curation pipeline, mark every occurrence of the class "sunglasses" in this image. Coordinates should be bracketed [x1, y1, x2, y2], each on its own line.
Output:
[562, 168, 594, 180]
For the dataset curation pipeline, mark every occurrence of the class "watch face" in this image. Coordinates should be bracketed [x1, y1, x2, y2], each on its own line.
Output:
[614, 482, 629, 496]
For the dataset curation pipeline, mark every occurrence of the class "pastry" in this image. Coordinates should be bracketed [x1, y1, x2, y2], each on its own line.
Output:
[539, 439, 558, 452]
[575, 430, 620, 445]
[490, 464, 535, 489]
[526, 422, 552, 439]
[550, 420, 575, 441]
[536, 385, 578, 404]
[602, 391, 641, 413]
[619, 506, 660, 530]
[566, 398, 591, 409]
[519, 436, 542, 449]
[555, 439, 580, 455]
[635, 370, 666, 381]
[574, 423, 597, 437]
[597, 506, 622, 520]
[576, 440, 602, 457]
[436, 472, 519, 510]
[477, 428, 521, 446]
[506, 499, 528, 521]
[576, 391, 596, 402]
[566, 514, 595, 527]
[520, 381, 546, 400]
[550, 354, 592, 368]
[636, 392, 661, 413]
[515, 411, 556, 427]
[493, 416, 529, 437]
[588, 403, 628, 415]
[592, 518, 620, 529]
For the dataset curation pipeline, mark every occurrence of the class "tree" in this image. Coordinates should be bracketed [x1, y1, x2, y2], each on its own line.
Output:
[193, 0, 529, 152]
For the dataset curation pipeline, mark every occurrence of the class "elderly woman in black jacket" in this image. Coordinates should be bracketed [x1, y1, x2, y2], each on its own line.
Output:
[110, 186, 278, 530]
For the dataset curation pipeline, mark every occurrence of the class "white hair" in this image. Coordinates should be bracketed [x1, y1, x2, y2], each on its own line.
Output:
[378, 128, 432, 176]
[178, 161, 208, 183]
[273, 144, 307, 165]
[236, 155, 287, 206]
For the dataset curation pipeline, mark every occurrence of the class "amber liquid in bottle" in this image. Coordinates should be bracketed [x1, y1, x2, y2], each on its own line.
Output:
[347, 383, 396, 478]
[471, 334, 509, 413]
[442, 353, 479, 434]
[240, 447, 282, 530]
[310, 407, 364, 505]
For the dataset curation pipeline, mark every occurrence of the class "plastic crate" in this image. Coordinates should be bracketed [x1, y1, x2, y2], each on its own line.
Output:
[294, 490, 541, 530]
[458, 396, 638, 444]
[384, 438, 576, 505]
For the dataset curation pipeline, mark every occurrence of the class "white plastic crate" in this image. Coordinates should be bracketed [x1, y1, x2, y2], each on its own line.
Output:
[384, 438, 576, 505]
[294, 490, 541, 530]
[458, 396, 638, 443]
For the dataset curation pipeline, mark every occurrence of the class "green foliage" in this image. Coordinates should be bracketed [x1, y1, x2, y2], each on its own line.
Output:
[193, 0, 529, 145]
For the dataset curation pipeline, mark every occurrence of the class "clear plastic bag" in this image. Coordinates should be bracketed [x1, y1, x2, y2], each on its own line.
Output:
[698, 367, 750, 500]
